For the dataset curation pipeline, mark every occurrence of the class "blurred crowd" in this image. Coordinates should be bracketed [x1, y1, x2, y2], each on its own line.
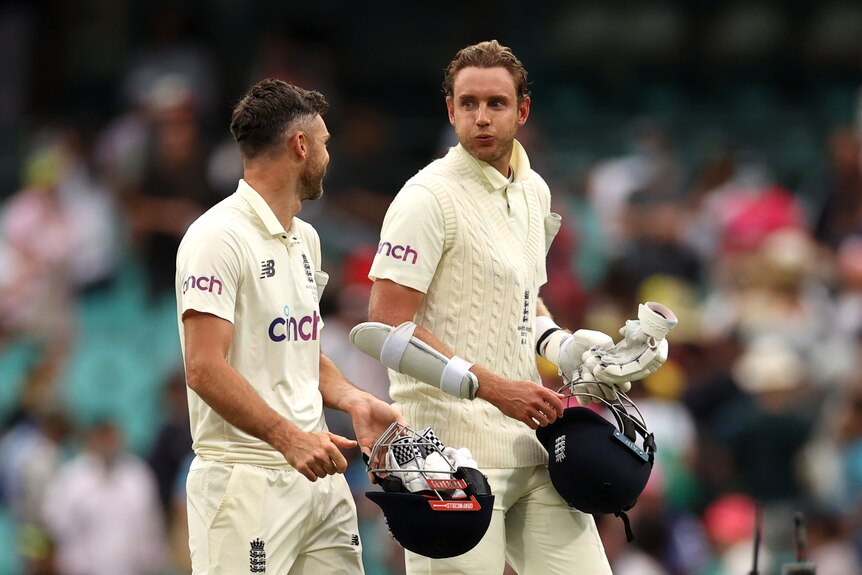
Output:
[0, 3, 862, 575]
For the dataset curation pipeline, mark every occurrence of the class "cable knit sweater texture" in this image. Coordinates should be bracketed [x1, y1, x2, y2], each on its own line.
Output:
[389, 145, 552, 468]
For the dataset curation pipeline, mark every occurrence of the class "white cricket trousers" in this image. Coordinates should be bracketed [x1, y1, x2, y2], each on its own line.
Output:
[186, 456, 364, 574]
[405, 465, 612, 575]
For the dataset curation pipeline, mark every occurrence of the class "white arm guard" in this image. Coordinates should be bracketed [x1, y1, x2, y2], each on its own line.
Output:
[350, 321, 479, 400]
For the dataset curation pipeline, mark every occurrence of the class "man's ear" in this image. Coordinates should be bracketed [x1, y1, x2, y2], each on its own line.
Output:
[517, 97, 531, 127]
[290, 131, 307, 159]
[445, 96, 455, 126]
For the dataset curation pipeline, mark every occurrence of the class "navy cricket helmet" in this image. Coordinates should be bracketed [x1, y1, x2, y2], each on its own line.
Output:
[364, 423, 494, 559]
[536, 388, 656, 541]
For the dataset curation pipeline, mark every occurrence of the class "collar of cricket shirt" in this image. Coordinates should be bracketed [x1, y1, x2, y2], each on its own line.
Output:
[237, 178, 291, 238]
[456, 139, 531, 192]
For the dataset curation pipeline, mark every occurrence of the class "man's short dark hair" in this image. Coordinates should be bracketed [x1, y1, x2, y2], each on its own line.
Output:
[230, 79, 328, 160]
[443, 40, 530, 102]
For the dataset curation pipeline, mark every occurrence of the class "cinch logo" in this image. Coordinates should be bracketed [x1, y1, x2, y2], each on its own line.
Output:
[182, 274, 223, 295]
[377, 241, 418, 265]
[268, 305, 321, 342]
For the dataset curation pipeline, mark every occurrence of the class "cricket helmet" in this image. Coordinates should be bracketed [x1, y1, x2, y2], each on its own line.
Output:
[536, 388, 656, 541]
[364, 423, 494, 558]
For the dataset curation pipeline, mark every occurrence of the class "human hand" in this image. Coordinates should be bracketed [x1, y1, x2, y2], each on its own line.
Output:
[281, 429, 356, 482]
[348, 395, 406, 470]
[476, 370, 564, 430]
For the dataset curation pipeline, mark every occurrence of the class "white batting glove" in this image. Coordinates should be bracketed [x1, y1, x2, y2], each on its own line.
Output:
[441, 446, 476, 498]
[423, 452, 452, 482]
[537, 321, 616, 382]
[391, 457, 429, 493]
[588, 302, 677, 385]
[570, 365, 631, 405]
[443, 446, 477, 470]
[386, 440, 426, 490]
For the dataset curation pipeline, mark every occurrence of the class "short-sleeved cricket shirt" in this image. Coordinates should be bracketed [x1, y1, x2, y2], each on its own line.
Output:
[176, 179, 329, 467]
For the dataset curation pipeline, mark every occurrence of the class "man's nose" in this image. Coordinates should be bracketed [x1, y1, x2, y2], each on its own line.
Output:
[476, 105, 490, 125]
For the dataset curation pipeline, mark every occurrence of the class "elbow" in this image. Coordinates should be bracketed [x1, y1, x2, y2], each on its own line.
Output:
[184, 358, 210, 394]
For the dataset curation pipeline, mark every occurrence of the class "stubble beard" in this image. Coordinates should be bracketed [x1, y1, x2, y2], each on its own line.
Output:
[299, 164, 325, 201]
[459, 128, 516, 169]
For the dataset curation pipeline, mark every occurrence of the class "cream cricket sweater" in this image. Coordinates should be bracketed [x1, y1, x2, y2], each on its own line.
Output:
[389, 144, 551, 468]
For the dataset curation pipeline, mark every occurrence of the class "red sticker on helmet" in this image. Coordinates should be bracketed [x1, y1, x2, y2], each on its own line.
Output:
[428, 495, 481, 511]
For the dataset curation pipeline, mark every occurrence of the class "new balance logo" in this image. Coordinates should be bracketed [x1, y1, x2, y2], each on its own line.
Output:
[250, 538, 266, 573]
[260, 259, 275, 279]
[350, 534, 360, 546]
[554, 436, 566, 463]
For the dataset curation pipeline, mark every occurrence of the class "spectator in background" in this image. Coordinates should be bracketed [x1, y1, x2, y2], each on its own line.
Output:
[700, 228, 846, 385]
[687, 149, 806, 288]
[832, 235, 862, 340]
[810, 126, 862, 251]
[146, 370, 192, 514]
[833, 377, 862, 555]
[0, 139, 78, 350]
[42, 419, 167, 575]
[615, 189, 703, 289]
[121, 4, 220, 122]
[126, 74, 222, 300]
[700, 493, 775, 575]
[805, 503, 862, 575]
[715, 335, 817, 551]
[0, 402, 72, 573]
[0, 124, 127, 427]
[586, 119, 683, 261]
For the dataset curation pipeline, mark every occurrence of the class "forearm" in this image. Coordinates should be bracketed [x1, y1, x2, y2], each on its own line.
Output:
[185, 358, 297, 452]
[406, 324, 523, 405]
[319, 352, 375, 413]
[369, 278, 528, 402]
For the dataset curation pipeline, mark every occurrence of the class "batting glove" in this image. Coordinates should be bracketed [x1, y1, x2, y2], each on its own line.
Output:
[587, 302, 677, 386]
[570, 365, 631, 405]
[536, 315, 616, 382]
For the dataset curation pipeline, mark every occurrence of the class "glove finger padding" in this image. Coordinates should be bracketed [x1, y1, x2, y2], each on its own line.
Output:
[557, 329, 615, 381]
[573, 382, 614, 406]
[570, 369, 630, 405]
[590, 338, 669, 384]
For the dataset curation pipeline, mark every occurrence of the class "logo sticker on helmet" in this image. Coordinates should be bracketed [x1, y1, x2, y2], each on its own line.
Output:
[613, 430, 650, 462]
[428, 496, 482, 511]
[554, 435, 566, 462]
